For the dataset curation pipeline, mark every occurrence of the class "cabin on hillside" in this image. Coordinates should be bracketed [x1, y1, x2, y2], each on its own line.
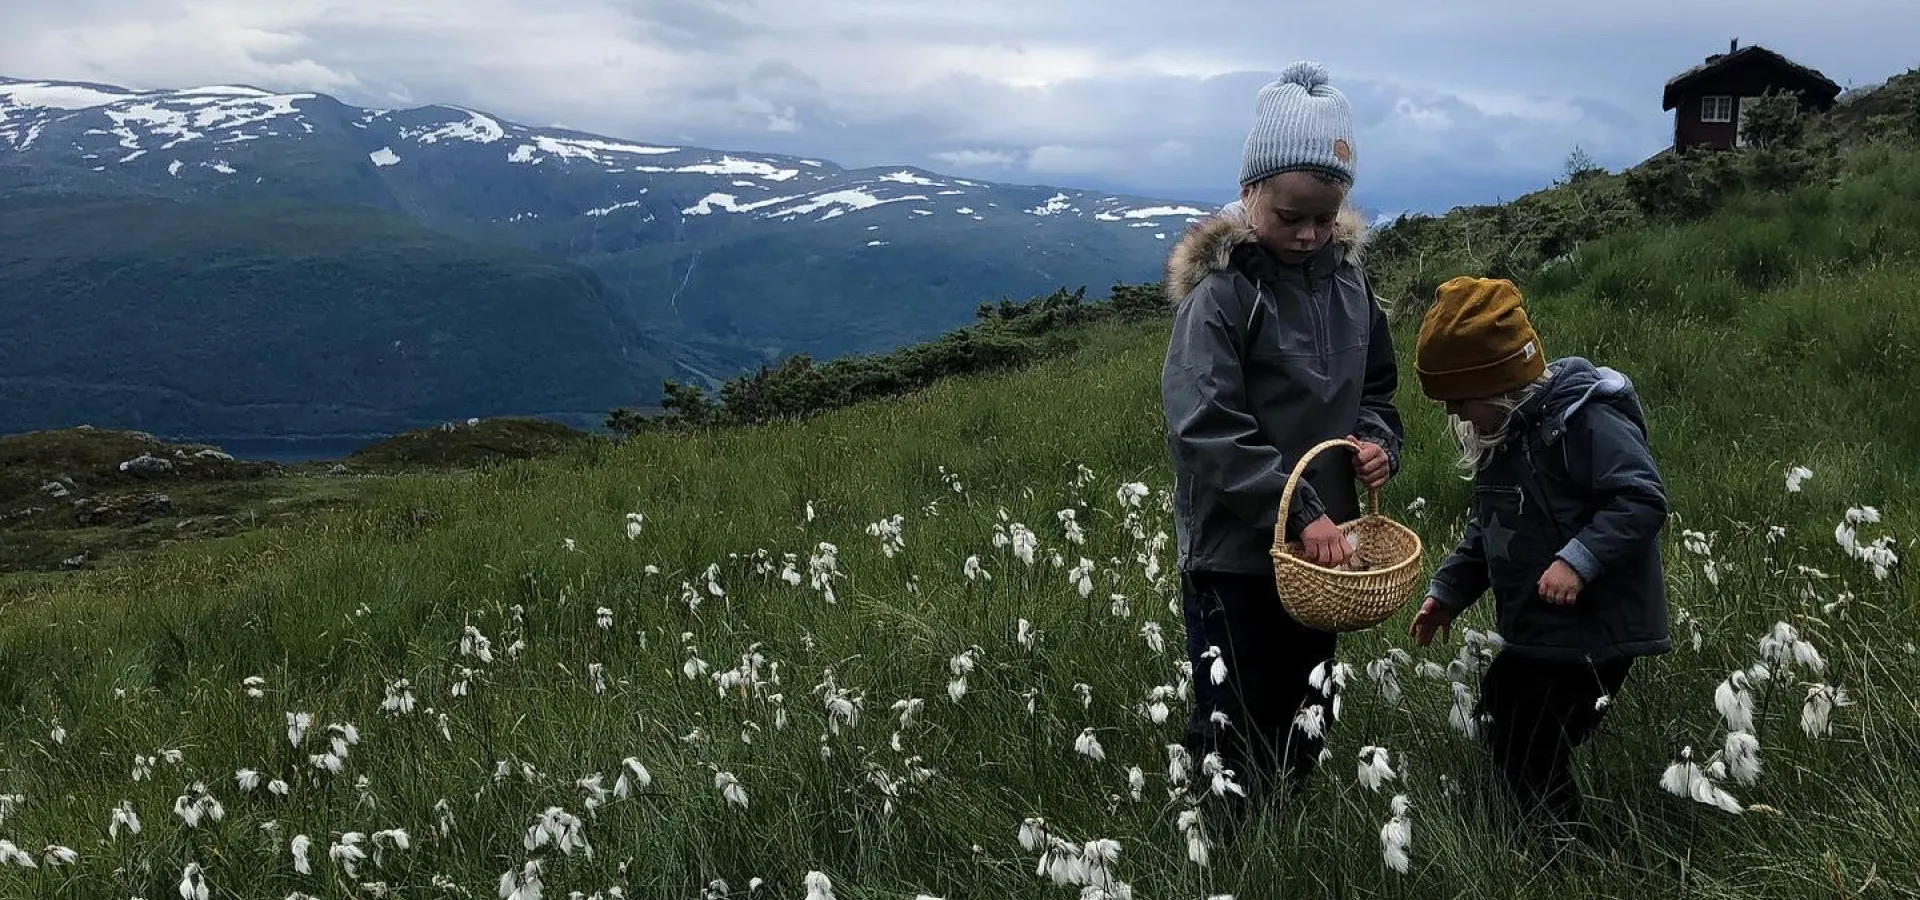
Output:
[1663, 39, 1842, 151]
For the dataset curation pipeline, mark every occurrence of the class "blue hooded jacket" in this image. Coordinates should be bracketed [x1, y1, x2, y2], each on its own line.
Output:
[1427, 357, 1672, 662]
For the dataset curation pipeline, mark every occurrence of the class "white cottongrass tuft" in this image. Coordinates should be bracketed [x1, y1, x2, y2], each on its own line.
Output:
[1357, 746, 1396, 792]
[1659, 746, 1743, 814]
[1074, 727, 1106, 761]
[1801, 683, 1852, 738]
[1785, 465, 1813, 492]
[714, 770, 749, 808]
[1724, 731, 1763, 785]
[1380, 794, 1411, 873]
[1715, 670, 1756, 733]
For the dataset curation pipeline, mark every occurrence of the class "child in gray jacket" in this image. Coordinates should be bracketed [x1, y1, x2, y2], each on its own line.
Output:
[1160, 61, 1404, 828]
[1409, 275, 1671, 857]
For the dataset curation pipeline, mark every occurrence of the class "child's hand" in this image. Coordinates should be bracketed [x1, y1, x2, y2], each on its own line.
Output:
[1300, 516, 1353, 568]
[1347, 435, 1391, 490]
[1538, 560, 1583, 605]
[1409, 597, 1454, 646]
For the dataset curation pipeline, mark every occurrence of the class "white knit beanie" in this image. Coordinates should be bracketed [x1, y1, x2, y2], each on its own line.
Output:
[1239, 60, 1357, 187]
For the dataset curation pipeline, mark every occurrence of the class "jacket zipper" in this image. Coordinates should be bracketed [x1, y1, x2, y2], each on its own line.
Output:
[1299, 266, 1329, 365]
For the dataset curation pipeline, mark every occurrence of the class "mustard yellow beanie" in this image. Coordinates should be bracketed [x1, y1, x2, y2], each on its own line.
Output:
[1415, 276, 1545, 401]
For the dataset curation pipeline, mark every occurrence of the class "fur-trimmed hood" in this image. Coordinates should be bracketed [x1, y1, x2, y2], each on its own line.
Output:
[1164, 200, 1371, 304]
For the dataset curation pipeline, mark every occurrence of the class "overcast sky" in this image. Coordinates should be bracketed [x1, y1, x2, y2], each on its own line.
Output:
[3, 1, 1912, 215]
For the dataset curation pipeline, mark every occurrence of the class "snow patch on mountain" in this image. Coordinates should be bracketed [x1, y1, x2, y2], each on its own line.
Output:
[878, 170, 940, 186]
[585, 197, 649, 216]
[0, 81, 134, 110]
[1096, 205, 1208, 220]
[518, 134, 681, 164]
[402, 108, 506, 144]
[1028, 193, 1073, 216]
[369, 146, 401, 167]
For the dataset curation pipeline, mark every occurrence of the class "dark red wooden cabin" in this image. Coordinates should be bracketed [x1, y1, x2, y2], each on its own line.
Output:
[1663, 40, 1841, 151]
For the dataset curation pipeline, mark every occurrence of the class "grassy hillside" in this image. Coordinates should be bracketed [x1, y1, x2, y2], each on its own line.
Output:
[1, 133, 1917, 899]
[0, 195, 679, 440]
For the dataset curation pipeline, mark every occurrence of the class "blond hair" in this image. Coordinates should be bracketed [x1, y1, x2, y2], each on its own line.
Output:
[1453, 367, 1556, 473]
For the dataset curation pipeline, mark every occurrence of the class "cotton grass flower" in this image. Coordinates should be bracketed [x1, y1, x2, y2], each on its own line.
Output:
[1801, 684, 1852, 738]
[331, 832, 369, 878]
[1786, 466, 1813, 492]
[460, 625, 494, 663]
[1136, 686, 1174, 724]
[1366, 655, 1404, 705]
[1758, 622, 1824, 674]
[1201, 646, 1227, 685]
[172, 782, 224, 827]
[1074, 728, 1106, 761]
[371, 829, 411, 867]
[525, 807, 591, 857]
[714, 771, 749, 808]
[381, 678, 418, 715]
[1174, 808, 1210, 867]
[1724, 732, 1763, 785]
[0, 840, 33, 868]
[1659, 746, 1743, 814]
[287, 711, 312, 747]
[963, 556, 990, 581]
[1165, 745, 1192, 787]
[1380, 794, 1412, 873]
[1068, 557, 1095, 597]
[1447, 682, 1480, 739]
[1715, 671, 1757, 733]
[290, 834, 312, 874]
[498, 860, 544, 900]
[1357, 746, 1396, 792]
[110, 800, 141, 839]
[1201, 752, 1246, 799]
[804, 871, 836, 900]
[1139, 622, 1165, 655]
[179, 862, 210, 900]
[1292, 704, 1326, 740]
[1058, 508, 1086, 545]
[865, 515, 906, 557]
[614, 758, 652, 798]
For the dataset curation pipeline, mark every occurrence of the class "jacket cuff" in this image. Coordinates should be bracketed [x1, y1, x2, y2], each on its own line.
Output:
[1557, 538, 1602, 583]
[1353, 424, 1402, 475]
[1284, 487, 1327, 541]
[1426, 577, 1470, 612]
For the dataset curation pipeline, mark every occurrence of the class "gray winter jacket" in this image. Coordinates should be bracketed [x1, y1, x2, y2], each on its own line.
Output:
[1160, 201, 1405, 575]
[1427, 357, 1672, 662]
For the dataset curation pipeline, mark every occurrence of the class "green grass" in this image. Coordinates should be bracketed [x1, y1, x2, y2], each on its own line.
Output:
[3, 154, 1920, 900]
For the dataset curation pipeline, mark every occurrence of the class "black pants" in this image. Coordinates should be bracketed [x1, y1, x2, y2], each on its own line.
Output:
[1476, 652, 1633, 844]
[1181, 570, 1338, 816]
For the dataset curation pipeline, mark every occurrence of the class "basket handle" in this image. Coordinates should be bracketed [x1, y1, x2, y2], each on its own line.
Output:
[1272, 438, 1380, 552]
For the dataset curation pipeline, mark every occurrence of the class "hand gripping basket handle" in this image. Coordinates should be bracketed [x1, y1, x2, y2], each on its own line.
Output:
[1272, 438, 1376, 554]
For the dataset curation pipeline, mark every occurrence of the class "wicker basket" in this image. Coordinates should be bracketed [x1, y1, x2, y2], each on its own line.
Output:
[1270, 438, 1425, 633]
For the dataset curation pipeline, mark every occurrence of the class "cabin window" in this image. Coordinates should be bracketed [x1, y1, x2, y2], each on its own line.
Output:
[1701, 95, 1734, 123]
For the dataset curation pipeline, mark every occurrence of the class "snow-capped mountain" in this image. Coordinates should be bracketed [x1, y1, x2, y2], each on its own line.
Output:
[0, 75, 1213, 444]
[0, 76, 1208, 251]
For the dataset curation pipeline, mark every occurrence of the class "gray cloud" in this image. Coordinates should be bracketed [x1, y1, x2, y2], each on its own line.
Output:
[1, 0, 1910, 212]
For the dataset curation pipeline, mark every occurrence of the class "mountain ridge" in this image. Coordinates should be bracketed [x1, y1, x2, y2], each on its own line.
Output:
[1, 74, 1215, 443]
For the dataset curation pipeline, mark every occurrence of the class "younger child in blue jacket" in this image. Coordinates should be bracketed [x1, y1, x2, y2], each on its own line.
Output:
[1408, 276, 1671, 856]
